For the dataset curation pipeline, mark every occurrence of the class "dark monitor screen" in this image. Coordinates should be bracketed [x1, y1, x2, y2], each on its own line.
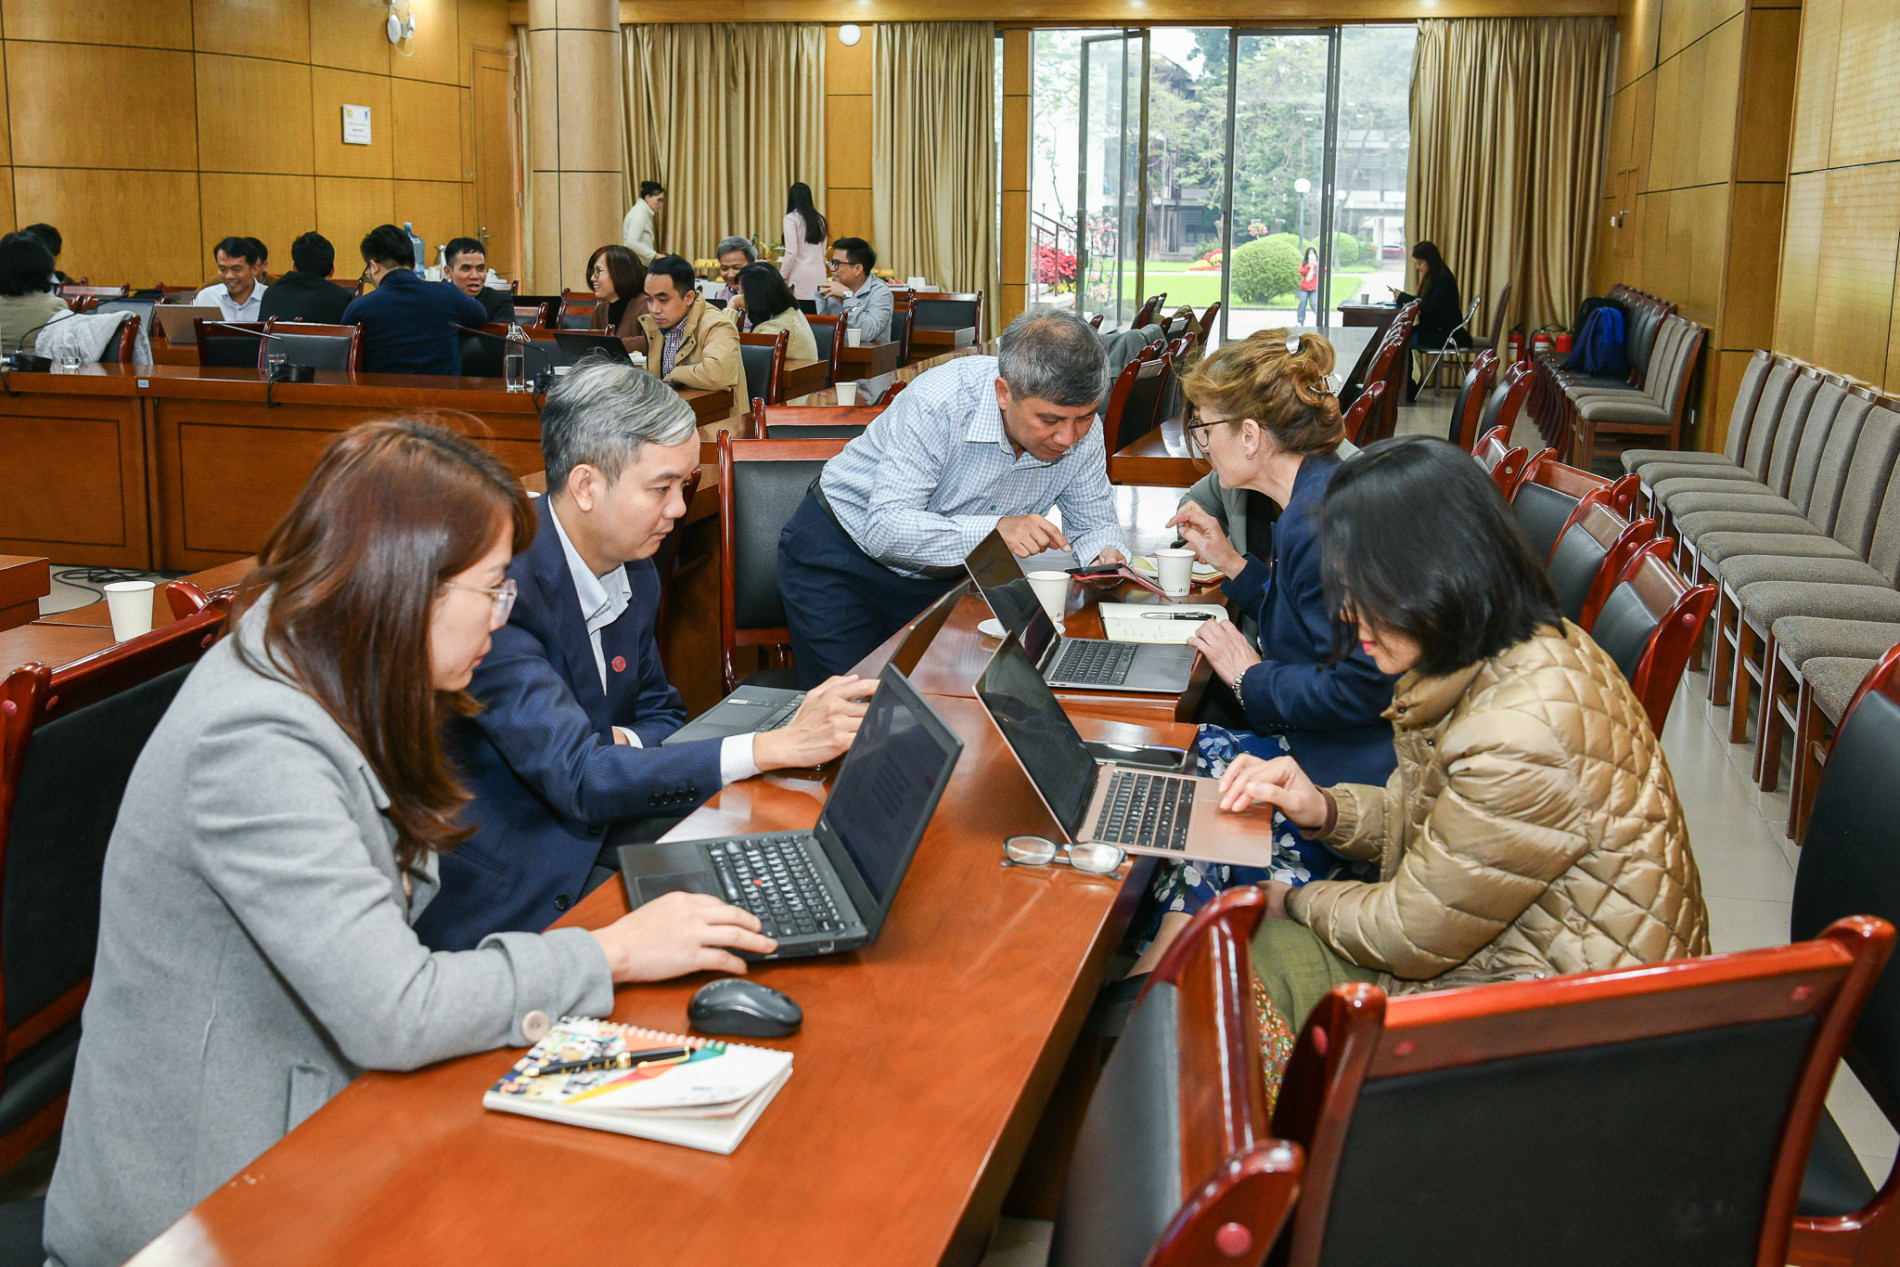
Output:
[819, 670, 961, 908]
[965, 530, 1050, 650]
[974, 629, 1098, 838]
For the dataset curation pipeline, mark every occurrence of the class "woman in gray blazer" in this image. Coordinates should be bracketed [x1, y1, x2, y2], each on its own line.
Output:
[44, 421, 772, 1267]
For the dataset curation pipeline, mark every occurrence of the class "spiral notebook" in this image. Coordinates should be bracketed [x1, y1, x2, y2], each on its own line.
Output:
[483, 1017, 793, 1154]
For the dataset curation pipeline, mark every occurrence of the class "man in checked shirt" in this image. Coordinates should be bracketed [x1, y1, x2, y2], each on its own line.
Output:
[777, 309, 1131, 685]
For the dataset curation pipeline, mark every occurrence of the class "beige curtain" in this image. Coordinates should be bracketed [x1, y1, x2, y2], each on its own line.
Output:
[514, 24, 535, 286]
[873, 22, 999, 336]
[622, 24, 825, 267]
[1407, 18, 1613, 337]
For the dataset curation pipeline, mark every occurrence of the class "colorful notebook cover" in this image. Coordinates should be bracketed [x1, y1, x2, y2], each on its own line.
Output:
[483, 1017, 792, 1155]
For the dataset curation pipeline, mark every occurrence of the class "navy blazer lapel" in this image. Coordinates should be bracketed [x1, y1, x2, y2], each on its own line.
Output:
[529, 496, 611, 729]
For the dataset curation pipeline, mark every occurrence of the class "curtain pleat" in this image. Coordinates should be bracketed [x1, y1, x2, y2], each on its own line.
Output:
[872, 22, 999, 336]
[514, 24, 534, 285]
[622, 24, 826, 265]
[1407, 18, 1612, 336]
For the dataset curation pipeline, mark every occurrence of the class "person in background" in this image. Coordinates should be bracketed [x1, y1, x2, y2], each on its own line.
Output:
[1209, 436, 1708, 1100]
[0, 231, 69, 354]
[635, 254, 743, 403]
[21, 223, 73, 286]
[815, 237, 892, 344]
[342, 224, 488, 376]
[779, 183, 828, 302]
[1392, 240, 1464, 401]
[1135, 330, 1396, 967]
[586, 244, 650, 354]
[258, 232, 353, 325]
[731, 262, 815, 363]
[713, 236, 756, 309]
[249, 236, 272, 285]
[1294, 247, 1319, 327]
[416, 363, 869, 949]
[777, 310, 1129, 684]
[193, 236, 268, 322]
[442, 236, 515, 378]
[622, 180, 664, 266]
[41, 419, 773, 1267]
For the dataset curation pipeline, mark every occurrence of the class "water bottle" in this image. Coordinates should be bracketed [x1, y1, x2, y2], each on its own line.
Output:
[404, 221, 424, 270]
[504, 321, 527, 392]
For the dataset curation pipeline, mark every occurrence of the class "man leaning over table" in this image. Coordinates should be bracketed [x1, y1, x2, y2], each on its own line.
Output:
[416, 360, 869, 951]
[776, 308, 1130, 685]
[636, 254, 746, 405]
[815, 237, 893, 344]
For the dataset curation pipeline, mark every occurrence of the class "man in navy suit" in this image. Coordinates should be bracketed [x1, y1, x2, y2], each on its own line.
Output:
[417, 360, 869, 950]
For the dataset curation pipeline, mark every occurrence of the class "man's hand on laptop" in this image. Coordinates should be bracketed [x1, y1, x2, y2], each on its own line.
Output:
[754, 674, 873, 770]
[997, 513, 1070, 557]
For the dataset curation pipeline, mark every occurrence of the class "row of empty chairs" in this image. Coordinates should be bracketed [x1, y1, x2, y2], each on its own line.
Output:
[1529, 284, 1705, 468]
[1342, 300, 1417, 445]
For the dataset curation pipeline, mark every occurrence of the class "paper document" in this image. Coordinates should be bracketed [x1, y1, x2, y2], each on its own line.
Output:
[1099, 603, 1229, 644]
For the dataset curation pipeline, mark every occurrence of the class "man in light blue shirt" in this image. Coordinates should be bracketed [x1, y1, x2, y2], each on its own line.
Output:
[815, 237, 893, 343]
[777, 309, 1130, 684]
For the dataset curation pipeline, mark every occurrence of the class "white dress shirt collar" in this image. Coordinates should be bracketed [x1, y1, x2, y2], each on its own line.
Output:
[547, 500, 631, 689]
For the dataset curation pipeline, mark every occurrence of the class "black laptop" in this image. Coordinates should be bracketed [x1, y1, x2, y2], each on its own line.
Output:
[552, 331, 636, 366]
[621, 666, 963, 959]
[964, 530, 1196, 694]
[664, 580, 969, 746]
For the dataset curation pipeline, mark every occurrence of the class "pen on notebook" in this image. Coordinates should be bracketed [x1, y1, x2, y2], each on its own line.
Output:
[1142, 611, 1216, 621]
[523, 1046, 691, 1077]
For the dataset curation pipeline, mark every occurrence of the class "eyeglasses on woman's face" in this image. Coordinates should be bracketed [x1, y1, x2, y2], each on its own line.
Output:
[442, 576, 517, 628]
[1183, 409, 1233, 456]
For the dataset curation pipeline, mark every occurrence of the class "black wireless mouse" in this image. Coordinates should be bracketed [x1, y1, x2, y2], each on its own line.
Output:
[688, 978, 803, 1038]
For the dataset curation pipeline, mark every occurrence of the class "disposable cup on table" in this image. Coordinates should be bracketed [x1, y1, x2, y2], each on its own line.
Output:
[835, 381, 858, 406]
[846, 328, 862, 347]
[1154, 548, 1196, 597]
[104, 580, 157, 642]
[1026, 571, 1071, 624]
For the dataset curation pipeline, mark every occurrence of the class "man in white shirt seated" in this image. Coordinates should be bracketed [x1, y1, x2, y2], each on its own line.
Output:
[192, 236, 268, 322]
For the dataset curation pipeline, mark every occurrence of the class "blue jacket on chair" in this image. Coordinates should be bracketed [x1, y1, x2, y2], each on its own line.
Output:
[415, 495, 723, 950]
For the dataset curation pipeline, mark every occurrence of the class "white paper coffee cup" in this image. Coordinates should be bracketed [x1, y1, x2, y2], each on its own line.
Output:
[104, 580, 157, 642]
[835, 381, 858, 405]
[1026, 570, 1071, 624]
[846, 327, 863, 347]
[1155, 548, 1195, 597]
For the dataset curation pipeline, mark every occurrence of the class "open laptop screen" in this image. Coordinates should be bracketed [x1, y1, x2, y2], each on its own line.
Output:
[964, 530, 1043, 638]
[974, 629, 1097, 838]
[819, 672, 961, 906]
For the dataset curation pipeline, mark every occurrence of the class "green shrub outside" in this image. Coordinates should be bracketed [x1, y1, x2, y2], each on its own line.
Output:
[1230, 237, 1301, 304]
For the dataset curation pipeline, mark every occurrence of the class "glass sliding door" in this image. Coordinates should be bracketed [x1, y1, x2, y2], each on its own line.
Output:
[1144, 29, 1231, 332]
[1078, 30, 1145, 327]
[1335, 25, 1418, 318]
[1223, 30, 1335, 342]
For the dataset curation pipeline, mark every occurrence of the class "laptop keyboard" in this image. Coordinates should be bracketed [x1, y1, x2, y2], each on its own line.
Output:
[1051, 639, 1138, 686]
[707, 836, 846, 939]
[757, 693, 805, 732]
[1093, 771, 1195, 852]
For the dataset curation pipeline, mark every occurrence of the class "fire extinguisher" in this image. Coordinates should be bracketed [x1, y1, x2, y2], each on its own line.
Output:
[1508, 332, 1523, 364]
[1532, 330, 1553, 359]
[1554, 331, 1573, 355]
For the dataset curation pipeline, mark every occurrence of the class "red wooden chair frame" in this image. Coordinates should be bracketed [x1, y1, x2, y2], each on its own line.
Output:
[1558, 498, 1659, 629]
[99, 313, 140, 365]
[1452, 347, 1501, 451]
[1473, 424, 1534, 496]
[1606, 538, 1718, 735]
[0, 599, 232, 1169]
[1132, 888, 1305, 1265]
[1087, 312, 1105, 330]
[753, 401, 890, 438]
[1103, 351, 1172, 453]
[908, 292, 985, 353]
[1482, 358, 1537, 448]
[1131, 294, 1165, 329]
[261, 319, 364, 373]
[512, 302, 550, 329]
[1513, 449, 1640, 519]
[1271, 915, 1894, 1267]
[557, 289, 604, 329]
[739, 328, 790, 406]
[57, 283, 126, 305]
[1195, 301, 1221, 350]
[717, 431, 850, 693]
[1341, 379, 1386, 445]
[805, 313, 846, 388]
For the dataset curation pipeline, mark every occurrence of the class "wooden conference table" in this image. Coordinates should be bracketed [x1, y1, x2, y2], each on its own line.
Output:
[130, 500, 1235, 1267]
[0, 555, 49, 631]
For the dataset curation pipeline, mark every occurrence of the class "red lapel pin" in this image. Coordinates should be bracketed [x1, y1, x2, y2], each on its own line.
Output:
[611, 655, 627, 673]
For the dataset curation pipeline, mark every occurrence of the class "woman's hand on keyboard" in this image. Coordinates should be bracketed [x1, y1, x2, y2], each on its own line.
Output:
[754, 674, 871, 771]
[591, 892, 776, 981]
[1217, 754, 1327, 829]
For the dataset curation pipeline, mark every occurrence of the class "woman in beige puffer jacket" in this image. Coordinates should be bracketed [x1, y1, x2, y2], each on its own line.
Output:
[1217, 437, 1709, 1047]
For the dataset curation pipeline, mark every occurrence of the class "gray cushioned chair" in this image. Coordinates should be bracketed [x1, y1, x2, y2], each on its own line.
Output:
[1659, 373, 1842, 519]
[1638, 356, 1798, 492]
[1622, 348, 1775, 476]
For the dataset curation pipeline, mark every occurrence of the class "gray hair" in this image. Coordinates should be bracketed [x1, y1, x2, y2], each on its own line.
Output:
[714, 236, 757, 264]
[541, 358, 698, 492]
[996, 309, 1109, 409]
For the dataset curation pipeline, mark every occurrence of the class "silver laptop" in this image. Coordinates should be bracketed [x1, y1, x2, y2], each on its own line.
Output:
[624, 666, 962, 959]
[664, 580, 970, 747]
[976, 625, 1277, 867]
[154, 305, 221, 345]
[964, 530, 1195, 694]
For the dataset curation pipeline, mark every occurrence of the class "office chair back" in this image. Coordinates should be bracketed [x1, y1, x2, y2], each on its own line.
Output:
[1449, 348, 1501, 450]
[740, 329, 789, 406]
[911, 293, 983, 336]
[1049, 889, 1302, 1267]
[718, 431, 850, 692]
[512, 302, 551, 329]
[557, 291, 601, 330]
[193, 319, 264, 369]
[1342, 380, 1386, 445]
[1545, 491, 1653, 626]
[1103, 353, 1171, 453]
[1474, 425, 1533, 497]
[261, 320, 362, 372]
[1272, 917, 1893, 1267]
[753, 400, 885, 440]
[1195, 301, 1220, 349]
[806, 313, 845, 388]
[0, 601, 231, 1164]
[1586, 539, 1716, 734]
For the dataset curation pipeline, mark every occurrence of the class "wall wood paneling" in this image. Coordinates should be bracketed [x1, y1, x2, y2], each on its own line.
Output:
[0, 0, 517, 288]
[1775, 0, 1900, 393]
[823, 25, 873, 245]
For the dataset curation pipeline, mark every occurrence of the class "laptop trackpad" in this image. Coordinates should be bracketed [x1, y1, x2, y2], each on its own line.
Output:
[636, 872, 718, 904]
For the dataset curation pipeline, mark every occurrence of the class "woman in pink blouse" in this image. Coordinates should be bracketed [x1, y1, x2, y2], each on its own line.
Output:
[779, 182, 829, 302]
